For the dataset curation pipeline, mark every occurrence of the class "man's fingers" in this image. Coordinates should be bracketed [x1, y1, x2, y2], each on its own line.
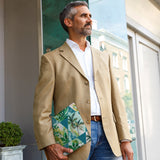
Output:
[44, 144, 72, 160]
[122, 151, 126, 160]
[126, 150, 134, 160]
[57, 154, 68, 160]
[57, 146, 73, 160]
[62, 146, 73, 154]
[124, 145, 134, 160]
[57, 145, 73, 160]
[120, 142, 133, 160]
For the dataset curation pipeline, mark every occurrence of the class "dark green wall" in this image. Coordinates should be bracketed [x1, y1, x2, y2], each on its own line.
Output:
[42, 0, 88, 53]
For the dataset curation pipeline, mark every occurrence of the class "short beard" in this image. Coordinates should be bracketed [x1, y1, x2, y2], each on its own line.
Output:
[80, 24, 92, 36]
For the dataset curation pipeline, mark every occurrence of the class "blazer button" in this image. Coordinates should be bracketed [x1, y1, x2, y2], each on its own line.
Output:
[87, 100, 90, 104]
[85, 81, 88, 85]
[86, 119, 90, 124]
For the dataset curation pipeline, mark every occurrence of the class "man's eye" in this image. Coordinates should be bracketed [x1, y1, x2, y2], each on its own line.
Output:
[81, 14, 91, 18]
[81, 14, 86, 17]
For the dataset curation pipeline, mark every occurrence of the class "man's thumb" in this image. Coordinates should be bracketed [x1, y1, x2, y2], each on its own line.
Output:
[62, 147, 73, 153]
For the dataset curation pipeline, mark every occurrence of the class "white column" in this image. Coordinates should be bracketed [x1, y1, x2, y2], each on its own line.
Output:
[4, 0, 41, 159]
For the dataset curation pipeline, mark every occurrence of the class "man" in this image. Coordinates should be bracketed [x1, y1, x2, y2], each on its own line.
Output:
[33, 1, 133, 160]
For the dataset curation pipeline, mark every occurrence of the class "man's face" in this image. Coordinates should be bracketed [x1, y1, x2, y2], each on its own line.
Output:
[70, 6, 92, 37]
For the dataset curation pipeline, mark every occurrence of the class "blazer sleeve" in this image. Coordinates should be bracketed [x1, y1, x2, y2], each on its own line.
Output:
[33, 55, 56, 150]
[108, 54, 132, 142]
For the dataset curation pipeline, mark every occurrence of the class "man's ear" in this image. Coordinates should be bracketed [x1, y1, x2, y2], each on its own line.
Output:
[64, 18, 73, 28]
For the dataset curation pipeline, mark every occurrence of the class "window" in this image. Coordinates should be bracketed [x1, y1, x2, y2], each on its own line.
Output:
[100, 42, 106, 51]
[128, 28, 160, 160]
[112, 52, 119, 68]
[116, 77, 121, 90]
[123, 57, 128, 71]
[124, 75, 130, 91]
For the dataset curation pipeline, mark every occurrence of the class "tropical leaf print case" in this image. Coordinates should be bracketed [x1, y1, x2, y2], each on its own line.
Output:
[51, 103, 91, 154]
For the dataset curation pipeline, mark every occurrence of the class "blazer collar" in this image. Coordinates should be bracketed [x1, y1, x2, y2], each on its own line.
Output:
[59, 42, 87, 79]
[59, 42, 101, 81]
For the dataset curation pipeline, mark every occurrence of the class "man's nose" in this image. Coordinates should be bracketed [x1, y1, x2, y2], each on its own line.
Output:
[87, 16, 92, 23]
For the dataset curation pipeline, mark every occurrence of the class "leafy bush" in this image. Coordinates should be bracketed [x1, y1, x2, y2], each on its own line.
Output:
[0, 122, 23, 147]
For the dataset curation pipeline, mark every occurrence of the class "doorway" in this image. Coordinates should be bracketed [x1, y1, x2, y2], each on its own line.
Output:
[128, 29, 160, 160]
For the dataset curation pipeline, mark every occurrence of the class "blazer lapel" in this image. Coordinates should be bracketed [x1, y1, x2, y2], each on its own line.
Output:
[59, 42, 87, 79]
[91, 47, 101, 81]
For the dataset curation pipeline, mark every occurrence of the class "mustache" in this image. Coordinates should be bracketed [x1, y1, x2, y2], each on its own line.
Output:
[84, 23, 92, 28]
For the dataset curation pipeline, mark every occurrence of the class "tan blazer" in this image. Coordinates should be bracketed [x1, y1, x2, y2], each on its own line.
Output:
[33, 42, 131, 159]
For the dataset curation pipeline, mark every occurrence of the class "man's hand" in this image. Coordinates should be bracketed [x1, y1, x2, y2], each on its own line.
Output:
[44, 144, 73, 160]
[120, 141, 133, 160]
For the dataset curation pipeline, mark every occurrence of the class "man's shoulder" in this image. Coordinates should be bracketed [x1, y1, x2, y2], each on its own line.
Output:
[43, 42, 68, 60]
[44, 43, 65, 56]
[91, 46, 109, 58]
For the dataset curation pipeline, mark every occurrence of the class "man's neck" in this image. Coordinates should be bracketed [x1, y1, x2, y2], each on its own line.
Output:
[69, 36, 87, 51]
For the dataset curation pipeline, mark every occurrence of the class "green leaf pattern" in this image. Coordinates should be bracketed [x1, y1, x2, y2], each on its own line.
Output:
[51, 103, 91, 153]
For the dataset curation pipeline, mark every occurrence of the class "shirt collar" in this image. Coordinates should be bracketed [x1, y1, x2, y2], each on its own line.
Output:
[66, 38, 90, 51]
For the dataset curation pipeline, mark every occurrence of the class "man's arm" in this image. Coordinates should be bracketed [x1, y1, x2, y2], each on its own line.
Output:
[108, 54, 133, 159]
[33, 55, 73, 159]
[33, 55, 56, 149]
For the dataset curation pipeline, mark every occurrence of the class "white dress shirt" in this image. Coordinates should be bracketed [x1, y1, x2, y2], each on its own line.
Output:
[66, 39, 101, 116]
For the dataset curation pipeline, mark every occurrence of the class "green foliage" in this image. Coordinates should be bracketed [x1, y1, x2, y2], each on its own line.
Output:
[69, 139, 79, 150]
[74, 119, 84, 135]
[0, 122, 23, 147]
[53, 125, 69, 146]
[54, 107, 68, 122]
[122, 92, 134, 120]
[122, 91, 132, 107]
[68, 112, 78, 129]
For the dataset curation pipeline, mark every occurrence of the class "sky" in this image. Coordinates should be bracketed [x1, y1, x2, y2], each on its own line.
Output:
[89, 0, 128, 41]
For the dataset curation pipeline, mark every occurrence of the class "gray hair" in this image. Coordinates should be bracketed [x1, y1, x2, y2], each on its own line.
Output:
[59, 1, 88, 33]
